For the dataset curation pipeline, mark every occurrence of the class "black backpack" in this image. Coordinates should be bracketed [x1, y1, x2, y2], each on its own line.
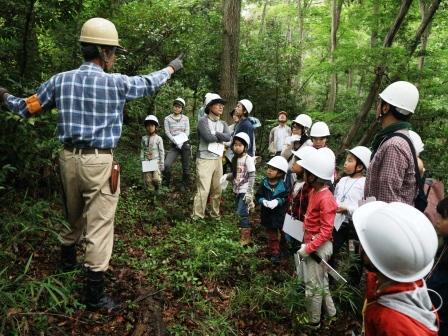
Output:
[386, 132, 428, 212]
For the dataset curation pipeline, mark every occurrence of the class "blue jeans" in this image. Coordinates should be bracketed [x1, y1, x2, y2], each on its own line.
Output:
[235, 193, 250, 228]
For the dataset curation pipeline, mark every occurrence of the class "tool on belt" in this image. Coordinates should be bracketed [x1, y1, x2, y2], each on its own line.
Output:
[109, 160, 120, 194]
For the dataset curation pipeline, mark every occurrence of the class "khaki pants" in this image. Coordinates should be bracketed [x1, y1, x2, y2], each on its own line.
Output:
[143, 170, 161, 191]
[59, 149, 119, 272]
[301, 240, 336, 323]
[192, 158, 222, 219]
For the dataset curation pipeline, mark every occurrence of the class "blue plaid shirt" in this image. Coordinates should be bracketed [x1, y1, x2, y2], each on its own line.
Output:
[5, 62, 170, 148]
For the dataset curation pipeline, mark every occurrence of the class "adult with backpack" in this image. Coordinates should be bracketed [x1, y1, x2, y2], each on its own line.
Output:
[364, 81, 423, 208]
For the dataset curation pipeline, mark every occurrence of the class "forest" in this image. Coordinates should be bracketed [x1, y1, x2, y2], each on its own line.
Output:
[0, 0, 447, 335]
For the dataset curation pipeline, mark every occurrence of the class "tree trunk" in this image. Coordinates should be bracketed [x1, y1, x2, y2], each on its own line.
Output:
[370, 0, 379, 48]
[347, 69, 353, 89]
[296, 0, 311, 89]
[417, 0, 431, 72]
[338, 0, 413, 153]
[325, 0, 343, 112]
[356, 0, 441, 147]
[259, 0, 269, 37]
[220, 0, 242, 122]
[407, 0, 441, 56]
[20, 0, 37, 78]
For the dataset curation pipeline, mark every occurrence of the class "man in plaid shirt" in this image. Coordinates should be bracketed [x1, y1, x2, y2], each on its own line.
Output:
[0, 18, 183, 310]
[365, 81, 419, 205]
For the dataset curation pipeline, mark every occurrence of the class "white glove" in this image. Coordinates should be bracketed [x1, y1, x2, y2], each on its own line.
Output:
[220, 174, 229, 185]
[219, 174, 230, 190]
[262, 200, 270, 208]
[298, 244, 309, 257]
[267, 199, 279, 209]
[247, 200, 255, 212]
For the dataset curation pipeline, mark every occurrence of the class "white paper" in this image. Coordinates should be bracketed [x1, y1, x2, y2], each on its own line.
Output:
[282, 213, 304, 242]
[141, 159, 158, 172]
[208, 142, 225, 156]
[173, 132, 188, 146]
[334, 213, 346, 232]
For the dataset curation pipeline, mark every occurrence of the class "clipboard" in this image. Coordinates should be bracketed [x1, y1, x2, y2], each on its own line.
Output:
[173, 132, 188, 147]
[334, 213, 346, 231]
[208, 142, 225, 156]
[141, 159, 158, 172]
[282, 213, 304, 242]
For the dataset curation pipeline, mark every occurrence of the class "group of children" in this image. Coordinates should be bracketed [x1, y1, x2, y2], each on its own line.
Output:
[141, 94, 446, 334]
[217, 110, 446, 334]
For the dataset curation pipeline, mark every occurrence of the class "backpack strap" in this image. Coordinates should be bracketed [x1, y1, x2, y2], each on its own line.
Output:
[385, 132, 424, 195]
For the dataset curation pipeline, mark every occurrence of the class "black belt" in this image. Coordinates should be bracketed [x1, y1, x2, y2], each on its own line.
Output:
[64, 146, 113, 155]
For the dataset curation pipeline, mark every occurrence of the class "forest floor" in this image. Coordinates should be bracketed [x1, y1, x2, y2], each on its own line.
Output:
[0, 134, 363, 336]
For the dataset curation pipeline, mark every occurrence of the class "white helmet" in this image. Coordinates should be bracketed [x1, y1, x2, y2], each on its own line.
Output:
[298, 147, 335, 181]
[292, 145, 316, 160]
[379, 81, 419, 115]
[347, 146, 372, 169]
[353, 201, 437, 282]
[408, 130, 424, 156]
[233, 132, 250, 147]
[173, 97, 186, 107]
[203, 92, 213, 104]
[267, 156, 289, 174]
[144, 115, 159, 126]
[293, 114, 312, 129]
[205, 93, 226, 109]
[310, 121, 330, 137]
[238, 99, 253, 114]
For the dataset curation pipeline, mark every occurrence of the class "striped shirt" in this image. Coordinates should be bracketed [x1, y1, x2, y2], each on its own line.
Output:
[5, 62, 170, 149]
[164, 114, 190, 144]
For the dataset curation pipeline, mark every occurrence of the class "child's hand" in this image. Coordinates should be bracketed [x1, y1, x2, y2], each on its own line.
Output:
[298, 244, 309, 257]
[262, 200, 270, 208]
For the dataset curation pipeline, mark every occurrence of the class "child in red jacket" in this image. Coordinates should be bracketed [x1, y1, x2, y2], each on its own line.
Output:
[353, 201, 439, 336]
[296, 147, 337, 329]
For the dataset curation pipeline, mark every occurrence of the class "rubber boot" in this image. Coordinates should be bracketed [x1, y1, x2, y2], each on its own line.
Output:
[239, 228, 252, 247]
[85, 269, 118, 311]
[179, 173, 190, 192]
[60, 244, 77, 272]
[163, 171, 171, 188]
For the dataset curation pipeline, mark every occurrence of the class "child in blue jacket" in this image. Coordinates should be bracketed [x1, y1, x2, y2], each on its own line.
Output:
[256, 156, 289, 264]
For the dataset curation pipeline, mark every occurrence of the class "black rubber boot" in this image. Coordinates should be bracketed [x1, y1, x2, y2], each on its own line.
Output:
[163, 171, 171, 188]
[180, 173, 190, 191]
[85, 269, 118, 311]
[60, 244, 77, 272]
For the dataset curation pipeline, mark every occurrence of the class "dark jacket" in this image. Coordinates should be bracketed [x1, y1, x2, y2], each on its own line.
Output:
[256, 177, 288, 229]
[234, 118, 254, 156]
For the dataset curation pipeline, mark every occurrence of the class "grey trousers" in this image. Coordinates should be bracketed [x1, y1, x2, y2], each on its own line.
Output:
[301, 240, 337, 323]
[164, 143, 191, 179]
